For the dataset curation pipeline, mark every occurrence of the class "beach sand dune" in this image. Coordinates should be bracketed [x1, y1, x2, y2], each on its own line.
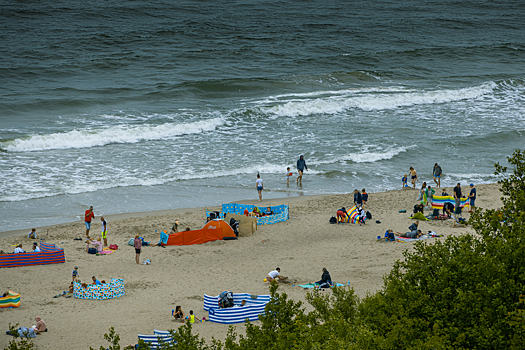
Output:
[0, 184, 500, 349]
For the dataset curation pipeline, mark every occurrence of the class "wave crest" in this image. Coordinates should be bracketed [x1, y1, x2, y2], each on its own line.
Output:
[1, 118, 225, 152]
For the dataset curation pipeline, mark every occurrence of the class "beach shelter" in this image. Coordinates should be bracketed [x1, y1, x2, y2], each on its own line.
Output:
[165, 220, 236, 246]
[0, 290, 21, 309]
[224, 213, 257, 237]
[0, 242, 65, 268]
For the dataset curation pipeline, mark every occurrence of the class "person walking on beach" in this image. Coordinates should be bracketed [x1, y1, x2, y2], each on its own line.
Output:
[453, 183, 462, 213]
[468, 183, 476, 213]
[134, 234, 142, 265]
[433, 163, 443, 188]
[409, 167, 418, 188]
[256, 174, 264, 201]
[100, 216, 108, 246]
[85, 206, 95, 238]
[296, 155, 308, 184]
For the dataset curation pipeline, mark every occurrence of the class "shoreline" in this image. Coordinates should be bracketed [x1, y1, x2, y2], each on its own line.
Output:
[0, 183, 502, 350]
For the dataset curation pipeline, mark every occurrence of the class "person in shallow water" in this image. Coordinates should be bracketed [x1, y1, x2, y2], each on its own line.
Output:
[296, 155, 308, 184]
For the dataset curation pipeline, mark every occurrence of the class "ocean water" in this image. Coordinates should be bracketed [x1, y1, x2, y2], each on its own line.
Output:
[1, 0, 524, 232]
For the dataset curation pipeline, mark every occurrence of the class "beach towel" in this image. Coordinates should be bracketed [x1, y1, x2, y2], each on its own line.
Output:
[158, 231, 169, 245]
[100, 247, 116, 255]
[298, 282, 345, 289]
[409, 212, 430, 221]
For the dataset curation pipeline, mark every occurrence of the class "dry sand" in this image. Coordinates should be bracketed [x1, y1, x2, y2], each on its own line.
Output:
[0, 183, 502, 349]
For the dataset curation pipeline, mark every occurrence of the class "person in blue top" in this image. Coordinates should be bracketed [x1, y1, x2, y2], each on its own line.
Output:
[296, 155, 308, 184]
[92, 276, 102, 285]
[468, 183, 476, 212]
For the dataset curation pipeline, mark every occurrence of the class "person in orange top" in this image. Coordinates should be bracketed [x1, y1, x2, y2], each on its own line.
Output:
[85, 206, 95, 238]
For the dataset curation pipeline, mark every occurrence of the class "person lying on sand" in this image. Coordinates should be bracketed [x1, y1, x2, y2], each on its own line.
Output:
[267, 267, 287, 283]
[395, 229, 423, 239]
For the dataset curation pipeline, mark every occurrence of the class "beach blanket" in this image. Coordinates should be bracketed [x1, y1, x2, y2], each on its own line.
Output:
[432, 195, 470, 210]
[408, 212, 430, 221]
[396, 232, 443, 243]
[100, 247, 116, 255]
[298, 283, 345, 289]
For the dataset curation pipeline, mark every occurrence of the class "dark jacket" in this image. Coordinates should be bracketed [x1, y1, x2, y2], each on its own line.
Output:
[316, 270, 332, 285]
[297, 156, 307, 171]
[354, 192, 362, 204]
[433, 165, 442, 176]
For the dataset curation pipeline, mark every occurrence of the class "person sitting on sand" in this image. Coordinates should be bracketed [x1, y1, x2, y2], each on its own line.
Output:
[92, 276, 102, 285]
[31, 316, 46, 334]
[250, 207, 261, 217]
[262, 207, 274, 216]
[240, 300, 246, 307]
[441, 189, 449, 196]
[336, 207, 347, 222]
[2, 291, 9, 297]
[185, 227, 191, 231]
[171, 219, 180, 233]
[28, 228, 37, 239]
[32, 243, 41, 252]
[413, 204, 424, 215]
[188, 310, 201, 323]
[14, 244, 25, 253]
[69, 282, 74, 294]
[173, 306, 185, 322]
[90, 237, 103, 254]
[267, 267, 287, 283]
[310, 267, 332, 288]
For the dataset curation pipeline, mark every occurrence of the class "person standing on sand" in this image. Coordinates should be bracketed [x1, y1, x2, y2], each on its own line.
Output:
[353, 189, 362, 207]
[468, 183, 476, 213]
[296, 155, 308, 184]
[134, 234, 142, 265]
[85, 206, 95, 238]
[409, 167, 418, 188]
[256, 173, 264, 201]
[453, 183, 462, 213]
[433, 163, 443, 188]
[100, 216, 108, 246]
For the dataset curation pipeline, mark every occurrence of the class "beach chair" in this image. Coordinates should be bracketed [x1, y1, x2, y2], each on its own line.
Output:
[137, 331, 175, 349]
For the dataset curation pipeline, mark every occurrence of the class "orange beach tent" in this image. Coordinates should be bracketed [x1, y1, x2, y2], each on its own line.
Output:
[165, 220, 236, 246]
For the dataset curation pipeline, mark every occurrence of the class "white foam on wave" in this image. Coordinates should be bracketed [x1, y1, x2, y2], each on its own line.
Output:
[258, 82, 497, 117]
[1, 118, 225, 152]
[310, 146, 414, 166]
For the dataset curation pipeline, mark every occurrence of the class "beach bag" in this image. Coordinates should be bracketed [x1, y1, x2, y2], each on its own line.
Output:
[219, 291, 234, 308]
[329, 216, 337, 224]
[109, 244, 118, 250]
[127, 238, 134, 246]
[366, 211, 372, 220]
[87, 248, 97, 254]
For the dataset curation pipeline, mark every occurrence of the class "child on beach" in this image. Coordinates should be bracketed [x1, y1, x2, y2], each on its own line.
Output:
[402, 174, 408, 188]
[188, 310, 201, 323]
[72, 266, 79, 282]
[361, 188, 368, 209]
[286, 167, 293, 185]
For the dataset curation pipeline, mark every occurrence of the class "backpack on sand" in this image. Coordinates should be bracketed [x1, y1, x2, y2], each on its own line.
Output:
[329, 216, 337, 224]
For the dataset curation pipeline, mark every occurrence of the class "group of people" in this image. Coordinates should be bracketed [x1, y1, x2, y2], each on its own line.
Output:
[246, 206, 273, 217]
[84, 206, 108, 246]
[334, 189, 369, 224]
[266, 267, 333, 289]
[255, 155, 309, 201]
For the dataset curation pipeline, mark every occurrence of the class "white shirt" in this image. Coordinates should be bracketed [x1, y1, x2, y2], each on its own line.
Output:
[256, 179, 263, 187]
[101, 219, 107, 232]
[14, 247, 25, 253]
[268, 270, 280, 278]
[33, 246, 41, 252]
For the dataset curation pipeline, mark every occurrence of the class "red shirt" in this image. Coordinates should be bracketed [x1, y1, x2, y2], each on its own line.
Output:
[85, 210, 95, 223]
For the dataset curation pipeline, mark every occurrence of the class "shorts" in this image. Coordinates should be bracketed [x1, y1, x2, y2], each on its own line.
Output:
[470, 198, 475, 206]
[85, 222, 91, 230]
[434, 175, 440, 178]
[135, 248, 141, 254]
[411, 175, 416, 179]
[257, 186, 263, 191]
[101, 231, 107, 238]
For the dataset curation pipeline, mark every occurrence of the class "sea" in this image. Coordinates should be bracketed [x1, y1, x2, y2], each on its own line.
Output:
[1, 0, 524, 232]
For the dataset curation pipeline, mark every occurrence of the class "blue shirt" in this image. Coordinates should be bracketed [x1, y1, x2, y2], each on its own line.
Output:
[94, 279, 101, 285]
[470, 187, 476, 199]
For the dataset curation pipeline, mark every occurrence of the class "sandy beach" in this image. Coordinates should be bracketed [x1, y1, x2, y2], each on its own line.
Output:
[0, 183, 502, 349]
